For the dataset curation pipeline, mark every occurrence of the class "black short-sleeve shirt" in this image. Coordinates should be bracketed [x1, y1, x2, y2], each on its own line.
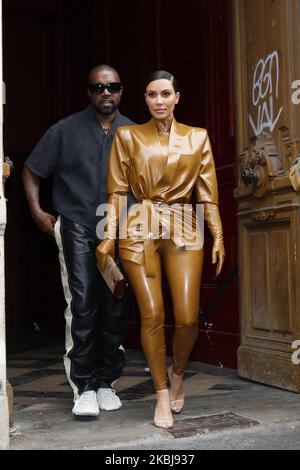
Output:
[26, 105, 135, 232]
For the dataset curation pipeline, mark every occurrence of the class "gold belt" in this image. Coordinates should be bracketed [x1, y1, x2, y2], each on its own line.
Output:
[141, 200, 189, 278]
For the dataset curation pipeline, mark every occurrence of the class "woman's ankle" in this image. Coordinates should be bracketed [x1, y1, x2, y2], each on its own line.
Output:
[169, 366, 184, 385]
[156, 388, 170, 400]
[171, 365, 184, 379]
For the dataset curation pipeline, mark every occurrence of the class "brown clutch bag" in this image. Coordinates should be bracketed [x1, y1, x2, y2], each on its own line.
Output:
[96, 254, 126, 300]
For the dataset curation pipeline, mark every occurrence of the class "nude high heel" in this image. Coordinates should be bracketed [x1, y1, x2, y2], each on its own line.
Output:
[168, 366, 185, 413]
[153, 390, 174, 429]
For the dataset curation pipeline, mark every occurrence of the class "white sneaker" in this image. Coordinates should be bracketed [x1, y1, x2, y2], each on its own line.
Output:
[97, 388, 122, 411]
[72, 391, 99, 417]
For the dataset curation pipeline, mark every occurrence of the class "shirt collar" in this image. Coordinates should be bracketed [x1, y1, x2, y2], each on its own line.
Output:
[87, 104, 121, 133]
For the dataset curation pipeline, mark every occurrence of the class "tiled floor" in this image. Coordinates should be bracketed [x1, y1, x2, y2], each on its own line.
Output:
[7, 328, 244, 410]
[7, 329, 300, 450]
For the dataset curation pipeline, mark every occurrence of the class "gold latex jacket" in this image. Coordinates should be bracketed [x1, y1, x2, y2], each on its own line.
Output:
[103, 118, 220, 277]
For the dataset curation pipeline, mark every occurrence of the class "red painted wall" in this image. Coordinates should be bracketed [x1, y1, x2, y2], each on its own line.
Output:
[3, 0, 239, 367]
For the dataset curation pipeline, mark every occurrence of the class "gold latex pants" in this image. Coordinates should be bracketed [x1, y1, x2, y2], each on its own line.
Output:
[122, 238, 203, 391]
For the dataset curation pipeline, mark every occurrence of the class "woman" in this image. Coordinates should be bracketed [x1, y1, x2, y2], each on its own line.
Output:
[97, 71, 225, 428]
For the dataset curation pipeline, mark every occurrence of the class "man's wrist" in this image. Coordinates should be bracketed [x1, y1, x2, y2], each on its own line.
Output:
[30, 204, 44, 216]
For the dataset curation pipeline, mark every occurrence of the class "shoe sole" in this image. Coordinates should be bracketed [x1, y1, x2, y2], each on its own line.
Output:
[98, 404, 122, 411]
[72, 409, 100, 418]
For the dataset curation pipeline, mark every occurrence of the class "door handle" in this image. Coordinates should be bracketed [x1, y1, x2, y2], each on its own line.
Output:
[241, 167, 258, 186]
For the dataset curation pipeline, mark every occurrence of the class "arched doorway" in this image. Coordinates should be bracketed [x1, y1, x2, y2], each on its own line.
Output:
[3, 0, 238, 369]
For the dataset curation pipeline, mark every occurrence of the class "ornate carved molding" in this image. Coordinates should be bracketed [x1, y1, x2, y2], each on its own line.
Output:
[251, 212, 275, 222]
[237, 132, 284, 198]
[279, 125, 300, 169]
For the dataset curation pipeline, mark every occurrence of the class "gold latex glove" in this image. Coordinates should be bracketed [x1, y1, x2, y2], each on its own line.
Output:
[96, 239, 115, 271]
[96, 193, 120, 271]
[204, 203, 225, 276]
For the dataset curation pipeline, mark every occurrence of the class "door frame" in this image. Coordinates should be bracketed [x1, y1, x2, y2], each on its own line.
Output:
[0, 0, 9, 451]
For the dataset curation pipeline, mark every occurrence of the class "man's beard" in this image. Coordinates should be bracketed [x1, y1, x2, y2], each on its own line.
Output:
[94, 101, 117, 116]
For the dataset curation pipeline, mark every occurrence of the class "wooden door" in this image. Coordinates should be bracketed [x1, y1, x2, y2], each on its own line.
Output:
[233, 0, 300, 390]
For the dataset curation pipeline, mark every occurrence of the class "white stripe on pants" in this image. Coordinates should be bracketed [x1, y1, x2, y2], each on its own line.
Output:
[54, 216, 79, 401]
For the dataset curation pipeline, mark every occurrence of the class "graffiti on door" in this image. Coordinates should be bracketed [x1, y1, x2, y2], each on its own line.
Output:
[249, 51, 283, 137]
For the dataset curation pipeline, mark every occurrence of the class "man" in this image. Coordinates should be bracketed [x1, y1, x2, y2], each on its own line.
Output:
[23, 65, 134, 417]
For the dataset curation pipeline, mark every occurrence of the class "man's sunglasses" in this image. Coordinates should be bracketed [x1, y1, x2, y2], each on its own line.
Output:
[88, 82, 122, 95]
